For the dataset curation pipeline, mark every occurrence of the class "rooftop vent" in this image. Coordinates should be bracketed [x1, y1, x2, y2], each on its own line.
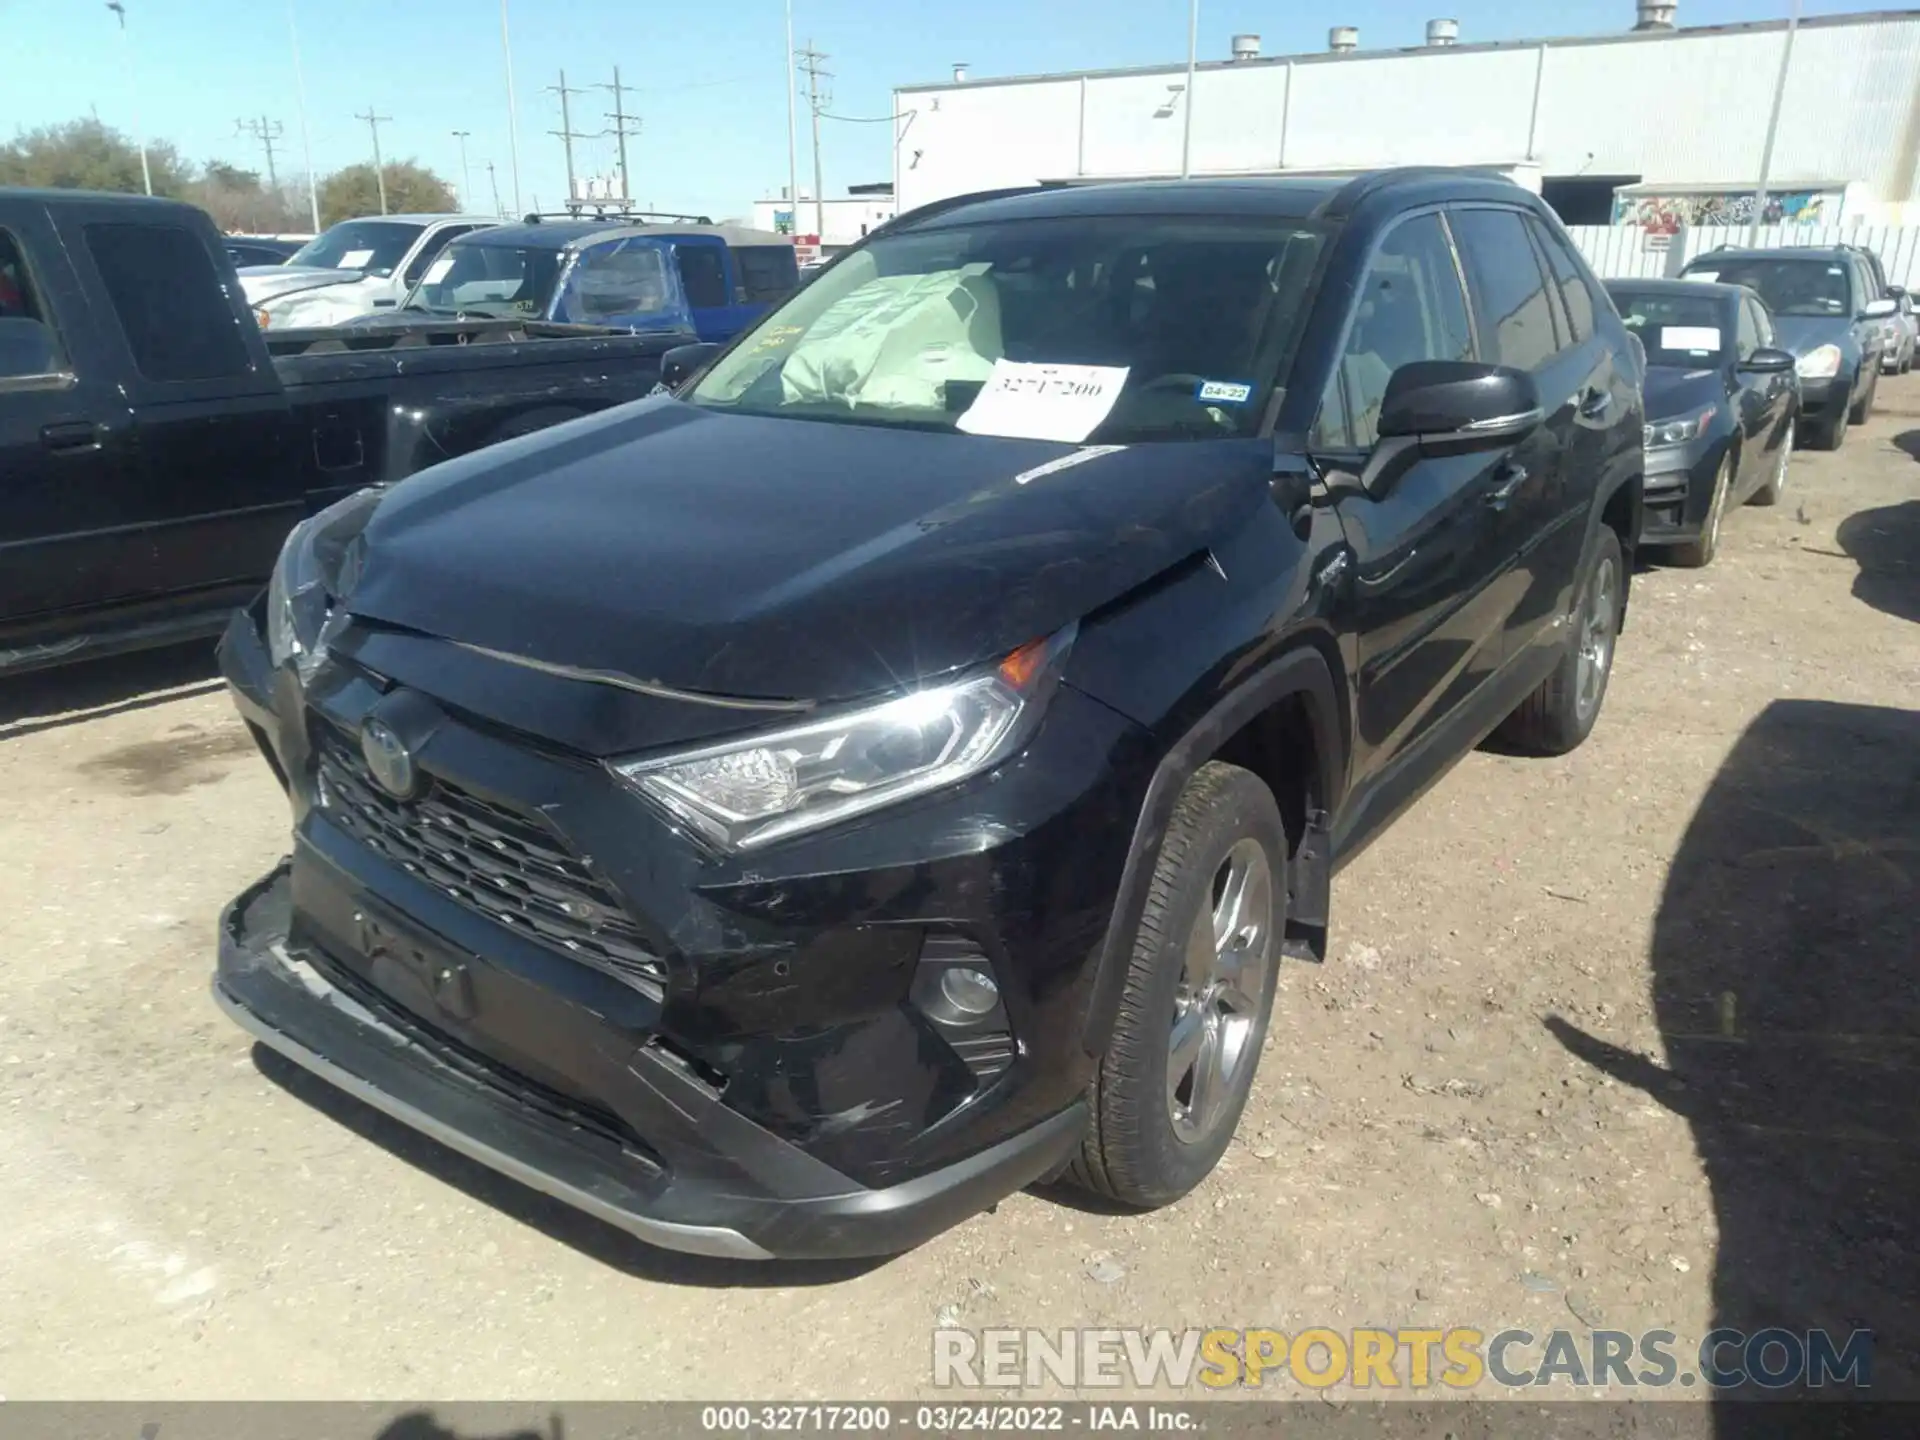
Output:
[1426, 18, 1459, 46]
[1634, 2, 1677, 30]
[1231, 33, 1260, 60]
[952, 62, 969, 82]
[1329, 25, 1358, 52]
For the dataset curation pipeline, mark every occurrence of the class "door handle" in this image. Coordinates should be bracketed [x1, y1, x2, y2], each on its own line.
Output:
[1487, 463, 1528, 510]
[40, 421, 105, 454]
[1579, 388, 1612, 421]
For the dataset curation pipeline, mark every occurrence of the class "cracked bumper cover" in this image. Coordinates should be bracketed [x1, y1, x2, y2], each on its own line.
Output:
[215, 863, 1087, 1261]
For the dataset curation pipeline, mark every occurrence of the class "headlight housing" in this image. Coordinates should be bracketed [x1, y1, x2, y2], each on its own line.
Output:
[266, 487, 382, 681]
[1797, 344, 1843, 379]
[1643, 407, 1714, 448]
[613, 626, 1076, 851]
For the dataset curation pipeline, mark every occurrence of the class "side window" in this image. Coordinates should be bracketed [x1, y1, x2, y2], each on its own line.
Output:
[1449, 208, 1559, 373]
[404, 226, 477, 286]
[0, 227, 66, 380]
[84, 222, 251, 383]
[675, 245, 729, 309]
[735, 245, 799, 303]
[570, 241, 672, 320]
[1734, 298, 1760, 360]
[1748, 296, 1776, 348]
[1315, 213, 1474, 451]
[1529, 216, 1595, 345]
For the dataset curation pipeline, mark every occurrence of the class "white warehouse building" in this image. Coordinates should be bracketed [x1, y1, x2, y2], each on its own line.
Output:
[891, 5, 1920, 229]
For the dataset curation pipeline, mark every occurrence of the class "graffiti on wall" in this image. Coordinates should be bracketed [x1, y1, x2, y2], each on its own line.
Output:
[1612, 190, 1838, 231]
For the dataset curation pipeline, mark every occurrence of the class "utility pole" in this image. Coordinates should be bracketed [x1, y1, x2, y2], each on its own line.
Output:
[796, 40, 831, 243]
[452, 130, 474, 211]
[1180, 0, 1199, 179]
[355, 106, 392, 214]
[547, 70, 590, 210]
[500, 0, 523, 215]
[597, 67, 641, 204]
[485, 159, 504, 218]
[237, 116, 285, 191]
[784, 0, 799, 236]
[285, 0, 322, 230]
[104, 3, 153, 196]
[1749, 0, 1801, 247]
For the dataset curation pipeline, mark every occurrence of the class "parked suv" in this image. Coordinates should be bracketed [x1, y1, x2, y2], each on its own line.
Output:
[1679, 246, 1894, 449]
[214, 170, 1643, 1260]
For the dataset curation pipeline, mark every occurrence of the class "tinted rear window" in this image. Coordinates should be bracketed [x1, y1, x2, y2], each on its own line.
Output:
[1608, 289, 1731, 365]
[86, 222, 252, 382]
[735, 245, 799, 303]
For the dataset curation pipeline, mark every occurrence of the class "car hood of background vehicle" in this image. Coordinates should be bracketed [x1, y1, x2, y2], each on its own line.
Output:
[239, 266, 369, 304]
[1768, 314, 1854, 357]
[343, 397, 1273, 704]
[1643, 364, 1724, 422]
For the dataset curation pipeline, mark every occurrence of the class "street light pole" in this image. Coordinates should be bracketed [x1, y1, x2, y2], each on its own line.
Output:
[499, 0, 524, 216]
[1180, 0, 1199, 179]
[104, 2, 153, 196]
[1749, 0, 1801, 247]
[286, 0, 322, 231]
[784, 0, 800, 237]
[452, 130, 474, 213]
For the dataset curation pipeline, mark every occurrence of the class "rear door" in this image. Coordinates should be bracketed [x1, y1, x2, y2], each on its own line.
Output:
[554, 237, 690, 333]
[671, 237, 745, 342]
[1450, 206, 1600, 664]
[65, 212, 299, 604]
[0, 206, 151, 629]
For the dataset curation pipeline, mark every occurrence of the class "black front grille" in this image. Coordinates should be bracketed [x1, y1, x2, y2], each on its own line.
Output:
[314, 724, 665, 989]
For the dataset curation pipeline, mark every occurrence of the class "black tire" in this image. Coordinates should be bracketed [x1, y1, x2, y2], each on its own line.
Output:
[1749, 417, 1794, 507]
[1066, 761, 1286, 1209]
[1849, 370, 1877, 425]
[1671, 450, 1732, 568]
[1496, 526, 1624, 757]
[1812, 404, 1849, 452]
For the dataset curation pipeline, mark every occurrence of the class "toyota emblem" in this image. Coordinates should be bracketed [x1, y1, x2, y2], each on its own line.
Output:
[360, 718, 419, 800]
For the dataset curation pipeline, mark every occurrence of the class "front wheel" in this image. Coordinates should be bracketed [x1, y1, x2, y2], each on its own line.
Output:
[1066, 762, 1285, 1209]
[1495, 526, 1624, 756]
[1749, 418, 1793, 507]
[1849, 370, 1878, 425]
[1671, 452, 1731, 567]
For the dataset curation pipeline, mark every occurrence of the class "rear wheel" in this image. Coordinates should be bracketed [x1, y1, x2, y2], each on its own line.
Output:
[1496, 526, 1624, 756]
[1672, 452, 1731, 568]
[1067, 762, 1285, 1209]
[1749, 418, 1794, 507]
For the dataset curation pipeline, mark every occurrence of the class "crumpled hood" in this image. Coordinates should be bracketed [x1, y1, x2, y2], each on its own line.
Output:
[240, 265, 370, 305]
[1642, 365, 1722, 422]
[345, 397, 1272, 703]
[1769, 314, 1854, 358]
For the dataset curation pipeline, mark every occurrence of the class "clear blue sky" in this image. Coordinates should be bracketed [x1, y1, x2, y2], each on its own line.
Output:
[0, 0, 1853, 225]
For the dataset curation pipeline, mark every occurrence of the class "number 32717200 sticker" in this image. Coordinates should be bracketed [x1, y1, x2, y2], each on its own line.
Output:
[956, 360, 1130, 443]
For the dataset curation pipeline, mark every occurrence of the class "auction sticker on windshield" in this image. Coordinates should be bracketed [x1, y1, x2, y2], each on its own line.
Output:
[957, 360, 1130, 443]
[337, 249, 376, 270]
[423, 254, 456, 284]
[1661, 326, 1721, 353]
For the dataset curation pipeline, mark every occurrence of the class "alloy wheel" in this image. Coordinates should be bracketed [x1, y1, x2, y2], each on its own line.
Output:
[1167, 838, 1273, 1146]
[1574, 553, 1618, 723]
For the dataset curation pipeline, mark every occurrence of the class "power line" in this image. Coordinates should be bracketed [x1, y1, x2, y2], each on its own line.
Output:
[597, 66, 642, 204]
[235, 115, 285, 190]
[796, 40, 831, 242]
[546, 69, 591, 207]
[354, 106, 392, 214]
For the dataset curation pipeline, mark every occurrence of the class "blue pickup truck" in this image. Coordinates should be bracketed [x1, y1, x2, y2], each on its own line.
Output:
[388, 216, 800, 344]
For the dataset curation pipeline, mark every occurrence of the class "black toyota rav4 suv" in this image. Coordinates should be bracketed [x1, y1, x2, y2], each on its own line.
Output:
[215, 170, 1643, 1260]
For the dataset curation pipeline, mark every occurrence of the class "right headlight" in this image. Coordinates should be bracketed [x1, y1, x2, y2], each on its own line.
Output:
[266, 487, 383, 680]
[1796, 344, 1843, 379]
[612, 626, 1075, 851]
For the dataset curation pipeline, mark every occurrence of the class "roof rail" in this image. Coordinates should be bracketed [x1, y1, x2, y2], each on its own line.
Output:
[519, 207, 714, 225]
[1317, 165, 1520, 220]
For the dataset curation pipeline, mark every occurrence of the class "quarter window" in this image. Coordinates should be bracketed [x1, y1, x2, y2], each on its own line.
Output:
[1529, 217, 1595, 345]
[85, 222, 251, 383]
[735, 245, 799, 303]
[675, 245, 730, 308]
[1450, 208, 1559, 373]
[1313, 213, 1473, 451]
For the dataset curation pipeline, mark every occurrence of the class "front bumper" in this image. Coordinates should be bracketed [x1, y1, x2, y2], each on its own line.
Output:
[214, 603, 1138, 1258]
[1639, 437, 1721, 544]
[1797, 374, 1850, 427]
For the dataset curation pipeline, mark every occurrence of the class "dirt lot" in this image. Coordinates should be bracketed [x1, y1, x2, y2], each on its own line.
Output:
[1, 383, 1915, 1407]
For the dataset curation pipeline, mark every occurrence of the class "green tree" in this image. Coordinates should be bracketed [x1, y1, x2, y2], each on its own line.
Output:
[0, 117, 191, 196]
[316, 161, 457, 226]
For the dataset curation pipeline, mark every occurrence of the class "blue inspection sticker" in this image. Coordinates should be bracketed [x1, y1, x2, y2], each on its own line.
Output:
[1196, 379, 1254, 405]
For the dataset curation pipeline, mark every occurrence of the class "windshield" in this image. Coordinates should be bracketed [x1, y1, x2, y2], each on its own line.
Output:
[404, 241, 565, 318]
[288, 220, 425, 278]
[1609, 290, 1730, 365]
[1683, 258, 1852, 318]
[688, 214, 1328, 443]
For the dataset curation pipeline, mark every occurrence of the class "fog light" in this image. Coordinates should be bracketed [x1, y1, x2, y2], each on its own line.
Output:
[940, 966, 1000, 1017]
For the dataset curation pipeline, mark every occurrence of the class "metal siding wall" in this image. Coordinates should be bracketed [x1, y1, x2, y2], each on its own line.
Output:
[1568, 223, 1920, 288]
[1081, 73, 1190, 179]
[1284, 48, 1539, 170]
[896, 79, 1081, 211]
[1186, 63, 1293, 173]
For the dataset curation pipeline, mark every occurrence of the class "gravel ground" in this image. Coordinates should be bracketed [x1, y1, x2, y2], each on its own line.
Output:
[1, 382, 1915, 1408]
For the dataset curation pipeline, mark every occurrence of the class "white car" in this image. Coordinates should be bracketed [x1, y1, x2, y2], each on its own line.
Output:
[240, 214, 498, 329]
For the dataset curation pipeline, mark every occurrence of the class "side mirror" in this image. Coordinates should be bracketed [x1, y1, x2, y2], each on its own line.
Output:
[660, 341, 721, 391]
[0, 316, 61, 379]
[1741, 347, 1796, 374]
[1862, 297, 1898, 320]
[1377, 361, 1543, 451]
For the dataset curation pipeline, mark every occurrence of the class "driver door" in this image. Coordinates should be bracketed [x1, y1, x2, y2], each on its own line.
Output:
[1317, 211, 1520, 822]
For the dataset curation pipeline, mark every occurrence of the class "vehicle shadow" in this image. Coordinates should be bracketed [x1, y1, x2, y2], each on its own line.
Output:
[252, 1046, 890, 1288]
[0, 641, 222, 740]
[1834, 499, 1920, 625]
[373, 1413, 558, 1440]
[1547, 700, 1920, 1420]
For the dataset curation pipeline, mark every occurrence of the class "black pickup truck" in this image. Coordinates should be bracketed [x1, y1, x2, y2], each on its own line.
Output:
[0, 189, 678, 675]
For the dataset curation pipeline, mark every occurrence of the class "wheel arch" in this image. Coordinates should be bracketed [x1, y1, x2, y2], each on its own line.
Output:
[1078, 642, 1346, 1059]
